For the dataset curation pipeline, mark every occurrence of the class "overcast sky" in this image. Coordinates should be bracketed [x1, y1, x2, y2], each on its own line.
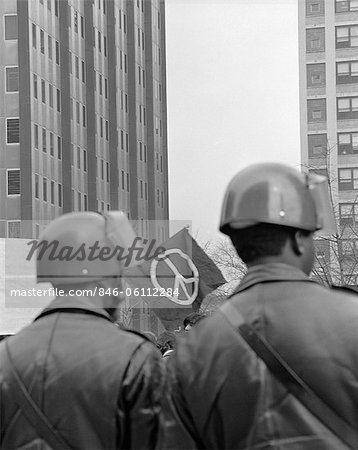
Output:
[165, 0, 301, 243]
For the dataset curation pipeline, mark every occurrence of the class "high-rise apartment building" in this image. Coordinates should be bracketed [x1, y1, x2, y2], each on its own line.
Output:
[299, 0, 358, 284]
[0, 0, 169, 242]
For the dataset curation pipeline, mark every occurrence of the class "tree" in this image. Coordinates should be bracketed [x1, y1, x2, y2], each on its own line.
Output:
[305, 139, 358, 287]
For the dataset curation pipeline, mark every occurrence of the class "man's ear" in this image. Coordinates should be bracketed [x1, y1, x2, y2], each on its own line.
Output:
[290, 231, 305, 256]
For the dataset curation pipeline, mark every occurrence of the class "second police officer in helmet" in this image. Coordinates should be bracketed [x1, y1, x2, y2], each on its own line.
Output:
[167, 163, 358, 450]
[0, 211, 164, 450]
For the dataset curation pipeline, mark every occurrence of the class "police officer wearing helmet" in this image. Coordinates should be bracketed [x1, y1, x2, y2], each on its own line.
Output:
[167, 163, 358, 449]
[0, 211, 164, 450]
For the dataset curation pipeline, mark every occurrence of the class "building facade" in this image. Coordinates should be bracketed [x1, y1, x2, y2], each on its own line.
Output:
[299, 0, 358, 284]
[0, 0, 169, 242]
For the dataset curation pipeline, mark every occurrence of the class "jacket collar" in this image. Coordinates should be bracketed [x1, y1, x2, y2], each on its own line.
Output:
[230, 263, 313, 297]
[35, 295, 113, 322]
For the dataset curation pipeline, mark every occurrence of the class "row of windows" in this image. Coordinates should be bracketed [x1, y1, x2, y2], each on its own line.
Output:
[34, 124, 62, 159]
[306, 25, 358, 52]
[306, 0, 358, 16]
[73, 190, 88, 211]
[307, 96, 358, 122]
[32, 24, 60, 64]
[340, 203, 358, 226]
[120, 129, 129, 151]
[33, 75, 61, 112]
[94, 28, 107, 56]
[69, 7, 85, 38]
[72, 145, 87, 171]
[39, 0, 59, 17]
[121, 170, 130, 192]
[139, 180, 148, 200]
[138, 142, 147, 162]
[156, 189, 165, 208]
[97, 158, 110, 183]
[307, 61, 358, 87]
[70, 54, 86, 83]
[308, 132, 358, 156]
[96, 72, 108, 98]
[118, 10, 127, 34]
[138, 66, 146, 87]
[35, 174, 63, 207]
[156, 153, 164, 172]
[338, 167, 358, 190]
[136, 0, 145, 13]
[71, 99, 87, 128]
[95, 115, 109, 140]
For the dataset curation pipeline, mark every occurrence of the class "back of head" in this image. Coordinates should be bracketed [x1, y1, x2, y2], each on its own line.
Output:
[219, 162, 336, 267]
[35, 211, 137, 286]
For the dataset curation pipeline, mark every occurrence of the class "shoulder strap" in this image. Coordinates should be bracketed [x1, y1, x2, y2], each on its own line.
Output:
[220, 301, 358, 450]
[3, 341, 72, 450]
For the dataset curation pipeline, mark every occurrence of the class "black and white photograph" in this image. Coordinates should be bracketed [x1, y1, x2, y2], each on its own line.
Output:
[1, 0, 358, 448]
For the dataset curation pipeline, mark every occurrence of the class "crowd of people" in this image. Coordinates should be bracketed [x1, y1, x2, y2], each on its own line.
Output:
[2, 162, 358, 449]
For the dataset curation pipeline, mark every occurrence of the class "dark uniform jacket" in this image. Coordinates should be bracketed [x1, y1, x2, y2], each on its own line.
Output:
[0, 295, 164, 449]
[167, 263, 358, 449]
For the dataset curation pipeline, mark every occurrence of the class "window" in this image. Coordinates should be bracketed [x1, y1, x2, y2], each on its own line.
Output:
[58, 183, 62, 207]
[336, 0, 358, 12]
[55, 41, 60, 64]
[6, 67, 19, 92]
[100, 117, 103, 137]
[126, 173, 129, 192]
[40, 29, 45, 54]
[35, 174, 39, 199]
[55, 0, 59, 16]
[49, 84, 53, 107]
[121, 130, 124, 149]
[104, 36, 107, 56]
[74, 10, 78, 33]
[6, 118, 19, 144]
[77, 147, 81, 169]
[308, 134, 327, 156]
[336, 26, 358, 48]
[306, 28, 325, 53]
[8, 221, 21, 238]
[139, 142, 143, 160]
[126, 133, 129, 152]
[33, 74, 38, 99]
[101, 159, 104, 180]
[307, 63, 325, 87]
[307, 98, 326, 122]
[80, 16, 85, 38]
[336, 61, 358, 84]
[7, 169, 20, 196]
[51, 181, 55, 205]
[42, 128, 46, 152]
[75, 56, 79, 78]
[50, 132, 54, 156]
[98, 31, 101, 52]
[106, 162, 109, 182]
[337, 97, 358, 119]
[338, 132, 358, 154]
[84, 194, 88, 211]
[83, 105, 86, 127]
[57, 89, 61, 112]
[306, 0, 325, 15]
[58, 136, 62, 160]
[83, 149, 87, 172]
[43, 178, 47, 202]
[339, 167, 358, 190]
[105, 120, 109, 141]
[82, 61, 85, 82]
[47, 0, 52, 11]
[41, 79, 46, 103]
[123, 13, 127, 33]
[76, 101, 80, 124]
[340, 203, 358, 226]
[5, 15, 17, 40]
[32, 24, 36, 48]
[140, 180, 143, 198]
[121, 170, 125, 189]
[34, 124, 39, 149]
[99, 73, 102, 95]
[48, 35, 52, 59]
[105, 78, 108, 98]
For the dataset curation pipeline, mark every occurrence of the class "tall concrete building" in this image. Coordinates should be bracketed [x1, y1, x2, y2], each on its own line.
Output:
[0, 0, 169, 242]
[299, 0, 358, 284]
